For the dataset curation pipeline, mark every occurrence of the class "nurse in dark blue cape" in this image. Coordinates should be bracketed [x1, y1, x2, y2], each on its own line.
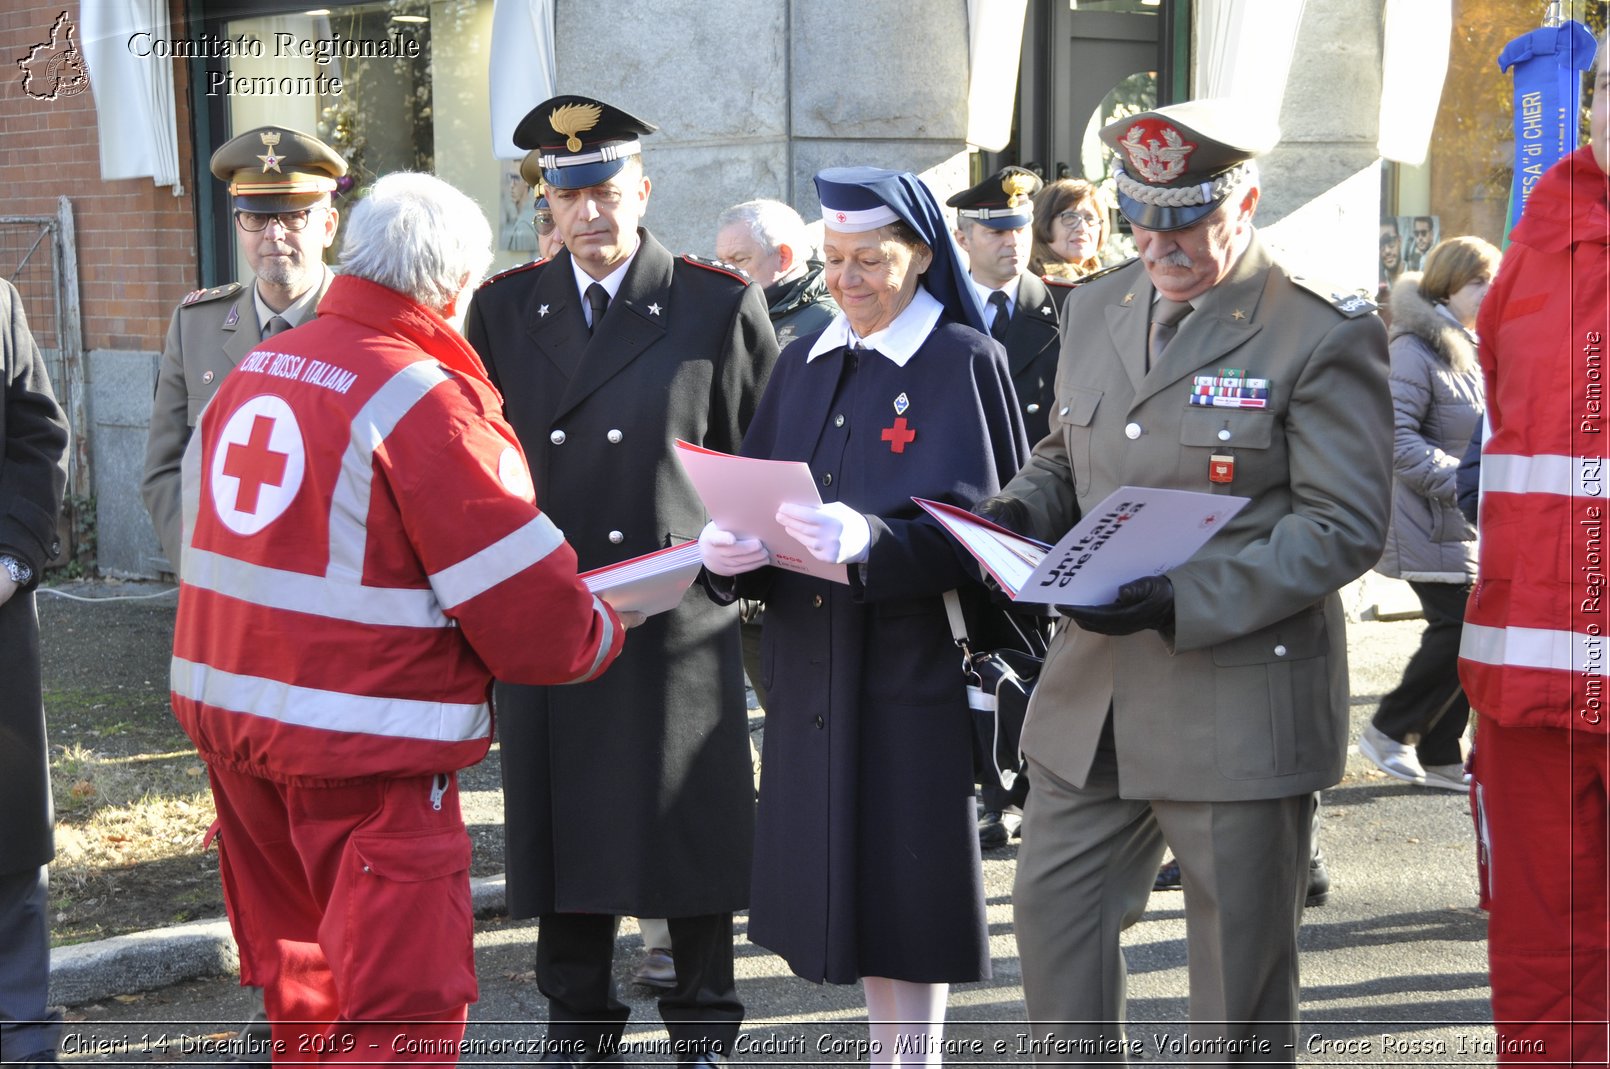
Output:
[700, 167, 1028, 1057]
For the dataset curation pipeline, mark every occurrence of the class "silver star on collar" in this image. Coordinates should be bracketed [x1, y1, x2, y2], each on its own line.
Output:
[647, 302, 663, 316]
[538, 304, 550, 317]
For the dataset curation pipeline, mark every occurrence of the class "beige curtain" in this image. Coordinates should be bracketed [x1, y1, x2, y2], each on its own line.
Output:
[489, 0, 558, 160]
[1377, 0, 1452, 164]
[1193, 0, 1307, 135]
[79, 0, 182, 190]
[965, 0, 1029, 152]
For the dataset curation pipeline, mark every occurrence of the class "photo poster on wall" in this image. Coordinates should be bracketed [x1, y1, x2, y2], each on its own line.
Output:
[499, 159, 538, 259]
[1379, 214, 1440, 288]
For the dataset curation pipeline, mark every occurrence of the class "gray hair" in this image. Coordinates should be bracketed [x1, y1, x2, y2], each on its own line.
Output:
[338, 172, 494, 313]
[716, 199, 814, 261]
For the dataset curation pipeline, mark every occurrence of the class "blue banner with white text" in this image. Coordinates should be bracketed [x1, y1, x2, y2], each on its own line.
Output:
[1498, 21, 1597, 236]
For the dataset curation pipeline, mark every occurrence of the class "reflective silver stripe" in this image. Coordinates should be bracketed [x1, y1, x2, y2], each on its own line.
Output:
[565, 595, 615, 683]
[430, 513, 567, 609]
[183, 547, 448, 627]
[1481, 453, 1604, 498]
[172, 656, 490, 742]
[327, 362, 451, 581]
[1460, 622, 1608, 674]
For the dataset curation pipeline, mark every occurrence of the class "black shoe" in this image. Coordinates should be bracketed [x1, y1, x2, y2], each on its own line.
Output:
[1153, 858, 1182, 892]
[1305, 850, 1331, 908]
[541, 1049, 623, 1067]
[225, 1010, 273, 1064]
[681, 1053, 725, 1068]
[978, 807, 1022, 849]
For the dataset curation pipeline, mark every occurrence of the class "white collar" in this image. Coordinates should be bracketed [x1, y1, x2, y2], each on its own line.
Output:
[806, 287, 943, 367]
[971, 274, 1022, 312]
[254, 266, 328, 333]
[571, 247, 637, 320]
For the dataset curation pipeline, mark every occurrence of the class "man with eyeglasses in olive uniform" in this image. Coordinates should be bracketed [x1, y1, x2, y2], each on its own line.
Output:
[141, 126, 346, 575]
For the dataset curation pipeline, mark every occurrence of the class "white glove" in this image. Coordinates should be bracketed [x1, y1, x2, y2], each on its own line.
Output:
[776, 501, 871, 565]
[699, 520, 770, 576]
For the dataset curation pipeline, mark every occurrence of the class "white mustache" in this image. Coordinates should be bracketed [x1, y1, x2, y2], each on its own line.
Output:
[1144, 248, 1194, 269]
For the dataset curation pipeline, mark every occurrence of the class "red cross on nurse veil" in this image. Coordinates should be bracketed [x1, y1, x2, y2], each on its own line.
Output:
[210, 396, 306, 535]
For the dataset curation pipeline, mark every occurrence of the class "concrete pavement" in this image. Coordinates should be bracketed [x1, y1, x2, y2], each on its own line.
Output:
[50, 616, 1497, 1065]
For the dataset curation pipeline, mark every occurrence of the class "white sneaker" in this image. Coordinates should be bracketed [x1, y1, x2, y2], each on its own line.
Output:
[1421, 763, 1472, 791]
[1358, 723, 1426, 783]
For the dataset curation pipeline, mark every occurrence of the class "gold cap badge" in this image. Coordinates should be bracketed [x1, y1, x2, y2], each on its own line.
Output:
[549, 102, 602, 153]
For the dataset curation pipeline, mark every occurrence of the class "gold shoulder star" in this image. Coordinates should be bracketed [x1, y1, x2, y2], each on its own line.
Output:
[1231, 309, 1247, 320]
[647, 302, 663, 316]
[1122, 292, 1135, 305]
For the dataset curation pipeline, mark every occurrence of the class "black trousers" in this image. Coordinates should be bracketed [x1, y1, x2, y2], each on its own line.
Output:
[1370, 580, 1473, 766]
[536, 911, 742, 1061]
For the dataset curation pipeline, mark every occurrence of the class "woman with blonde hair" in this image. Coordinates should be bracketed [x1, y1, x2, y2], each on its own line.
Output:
[1028, 178, 1110, 278]
[1359, 235, 1500, 790]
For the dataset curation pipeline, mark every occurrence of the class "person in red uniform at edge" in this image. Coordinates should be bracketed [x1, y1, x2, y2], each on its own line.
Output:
[1458, 33, 1610, 1066]
[170, 171, 639, 1064]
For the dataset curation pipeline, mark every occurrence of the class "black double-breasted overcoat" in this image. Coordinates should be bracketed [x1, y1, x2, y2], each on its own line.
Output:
[0, 279, 69, 876]
[463, 231, 778, 918]
[1001, 273, 1076, 443]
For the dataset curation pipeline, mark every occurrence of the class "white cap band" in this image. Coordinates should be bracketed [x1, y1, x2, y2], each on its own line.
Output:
[538, 139, 643, 170]
[821, 203, 900, 233]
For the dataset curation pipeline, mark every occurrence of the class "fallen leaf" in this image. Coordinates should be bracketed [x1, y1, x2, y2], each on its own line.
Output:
[113, 993, 143, 1003]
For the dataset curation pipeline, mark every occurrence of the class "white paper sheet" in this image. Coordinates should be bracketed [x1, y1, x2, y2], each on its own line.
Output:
[580, 541, 703, 616]
[919, 487, 1248, 605]
[674, 441, 850, 585]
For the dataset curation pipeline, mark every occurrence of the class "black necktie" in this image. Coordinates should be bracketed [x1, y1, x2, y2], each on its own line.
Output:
[988, 291, 1010, 342]
[585, 284, 610, 334]
[264, 315, 291, 338]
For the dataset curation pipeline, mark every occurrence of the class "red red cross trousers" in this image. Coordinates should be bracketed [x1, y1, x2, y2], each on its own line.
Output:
[881, 417, 916, 454]
[222, 414, 290, 514]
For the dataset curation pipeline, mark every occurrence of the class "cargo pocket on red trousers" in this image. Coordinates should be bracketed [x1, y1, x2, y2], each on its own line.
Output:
[321, 828, 478, 1019]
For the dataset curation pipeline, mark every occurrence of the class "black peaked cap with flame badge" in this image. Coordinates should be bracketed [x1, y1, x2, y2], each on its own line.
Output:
[513, 95, 658, 190]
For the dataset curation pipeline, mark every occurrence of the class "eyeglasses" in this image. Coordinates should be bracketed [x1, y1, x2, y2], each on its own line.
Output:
[235, 208, 325, 233]
[532, 209, 556, 236]
[1057, 211, 1102, 232]
[1413, 227, 1433, 238]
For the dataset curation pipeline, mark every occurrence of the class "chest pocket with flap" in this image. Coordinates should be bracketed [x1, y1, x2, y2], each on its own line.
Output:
[1057, 387, 1101, 494]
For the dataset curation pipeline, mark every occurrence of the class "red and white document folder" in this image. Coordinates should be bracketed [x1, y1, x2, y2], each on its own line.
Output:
[674, 440, 850, 585]
[580, 541, 704, 616]
[917, 486, 1248, 605]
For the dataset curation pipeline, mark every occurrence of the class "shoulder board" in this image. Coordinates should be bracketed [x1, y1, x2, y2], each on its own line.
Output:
[681, 254, 750, 285]
[179, 281, 243, 308]
[1290, 275, 1378, 318]
[480, 258, 547, 288]
[1064, 258, 1136, 287]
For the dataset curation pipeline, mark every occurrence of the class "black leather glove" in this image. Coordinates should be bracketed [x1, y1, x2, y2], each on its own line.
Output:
[972, 494, 1031, 537]
[1059, 576, 1174, 636]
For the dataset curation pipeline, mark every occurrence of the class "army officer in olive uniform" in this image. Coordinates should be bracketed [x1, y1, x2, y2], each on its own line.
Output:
[141, 126, 344, 573]
[977, 101, 1391, 1062]
[464, 96, 777, 1067]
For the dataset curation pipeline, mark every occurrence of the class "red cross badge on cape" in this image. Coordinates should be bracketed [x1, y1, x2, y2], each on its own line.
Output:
[211, 397, 305, 535]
